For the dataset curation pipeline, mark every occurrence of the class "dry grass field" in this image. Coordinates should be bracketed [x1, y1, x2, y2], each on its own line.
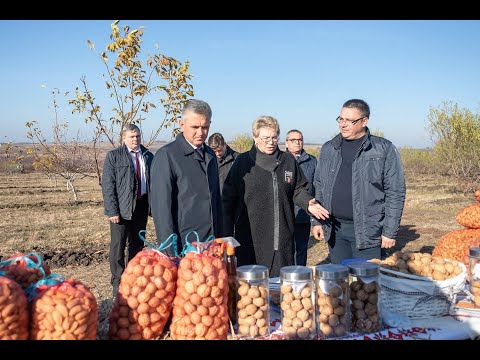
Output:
[0, 172, 476, 339]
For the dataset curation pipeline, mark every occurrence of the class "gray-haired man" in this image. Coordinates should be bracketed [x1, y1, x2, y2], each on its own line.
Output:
[150, 99, 223, 254]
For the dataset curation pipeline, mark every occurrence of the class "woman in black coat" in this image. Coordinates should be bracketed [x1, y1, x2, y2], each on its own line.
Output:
[222, 116, 328, 277]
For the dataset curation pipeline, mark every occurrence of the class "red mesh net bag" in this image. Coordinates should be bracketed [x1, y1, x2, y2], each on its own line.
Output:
[170, 234, 229, 340]
[433, 229, 480, 264]
[456, 203, 480, 228]
[109, 232, 179, 340]
[30, 276, 98, 340]
[0, 252, 51, 289]
[0, 275, 29, 340]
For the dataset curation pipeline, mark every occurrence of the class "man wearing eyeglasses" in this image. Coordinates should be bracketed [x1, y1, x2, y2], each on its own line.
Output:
[311, 99, 406, 264]
[285, 129, 317, 266]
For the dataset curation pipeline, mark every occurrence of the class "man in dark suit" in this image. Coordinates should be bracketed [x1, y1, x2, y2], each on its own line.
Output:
[102, 124, 154, 297]
[150, 99, 223, 254]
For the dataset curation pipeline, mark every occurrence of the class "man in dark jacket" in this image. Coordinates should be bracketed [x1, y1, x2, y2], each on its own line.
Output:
[102, 124, 154, 297]
[311, 99, 406, 264]
[207, 132, 238, 194]
[285, 129, 317, 266]
[150, 99, 223, 255]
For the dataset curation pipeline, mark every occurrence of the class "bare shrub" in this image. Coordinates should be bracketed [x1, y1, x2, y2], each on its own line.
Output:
[229, 133, 253, 153]
[304, 145, 320, 159]
[26, 90, 96, 201]
[427, 101, 480, 192]
[399, 147, 437, 176]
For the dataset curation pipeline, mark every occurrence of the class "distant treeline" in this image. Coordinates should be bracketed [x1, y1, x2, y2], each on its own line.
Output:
[3, 100, 480, 194]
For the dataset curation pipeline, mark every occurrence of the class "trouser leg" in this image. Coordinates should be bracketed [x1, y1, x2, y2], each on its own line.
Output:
[327, 220, 355, 264]
[352, 240, 381, 260]
[109, 219, 128, 295]
[294, 223, 311, 266]
[127, 196, 149, 263]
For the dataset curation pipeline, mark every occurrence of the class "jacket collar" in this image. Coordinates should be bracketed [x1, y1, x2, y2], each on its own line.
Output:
[219, 145, 236, 164]
[248, 144, 284, 169]
[123, 143, 149, 155]
[285, 148, 310, 162]
[178, 132, 198, 155]
[332, 127, 371, 150]
[177, 132, 213, 163]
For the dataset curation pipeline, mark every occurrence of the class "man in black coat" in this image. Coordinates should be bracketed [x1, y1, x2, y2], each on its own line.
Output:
[207, 132, 238, 195]
[102, 124, 154, 297]
[150, 99, 223, 255]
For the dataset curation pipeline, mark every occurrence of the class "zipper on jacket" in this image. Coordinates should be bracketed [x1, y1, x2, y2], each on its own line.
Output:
[272, 172, 280, 251]
[352, 141, 366, 249]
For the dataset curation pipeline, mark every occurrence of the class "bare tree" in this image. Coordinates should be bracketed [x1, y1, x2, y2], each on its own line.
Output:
[26, 89, 96, 201]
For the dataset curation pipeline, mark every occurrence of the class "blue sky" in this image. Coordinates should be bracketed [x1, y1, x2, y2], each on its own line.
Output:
[2, 20, 480, 148]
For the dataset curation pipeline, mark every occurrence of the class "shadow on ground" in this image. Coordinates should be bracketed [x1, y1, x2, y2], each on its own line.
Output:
[386, 224, 421, 256]
[97, 298, 113, 340]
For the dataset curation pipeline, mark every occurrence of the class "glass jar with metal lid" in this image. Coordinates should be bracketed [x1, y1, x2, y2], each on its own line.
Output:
[236, 265, 269, 338]
[347, 261, 381, 333]
[469, 248, 480, 308]
[279, 266, 315, 339]
[315, 264, 350, 338]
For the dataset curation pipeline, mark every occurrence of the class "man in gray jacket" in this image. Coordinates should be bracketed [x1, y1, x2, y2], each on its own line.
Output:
[311, 99, 406, 264]
[102, 124, 154, 297]
[150, 99, 223, 254]
[285, 129, 317, 266]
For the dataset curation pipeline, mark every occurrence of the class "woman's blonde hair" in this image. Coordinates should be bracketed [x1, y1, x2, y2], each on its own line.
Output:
[252, 116, 280, 138]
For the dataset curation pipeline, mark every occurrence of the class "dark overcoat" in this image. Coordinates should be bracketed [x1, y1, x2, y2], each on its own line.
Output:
[150, 133, 223, 254]
[222, 145, 312, 277]
[217, 145, 238, 194]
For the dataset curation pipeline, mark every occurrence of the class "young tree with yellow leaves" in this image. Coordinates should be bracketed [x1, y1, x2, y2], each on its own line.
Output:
[68, 20, 194, 184]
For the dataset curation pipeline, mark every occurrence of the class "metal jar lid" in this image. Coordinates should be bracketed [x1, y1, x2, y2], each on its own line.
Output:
[280, 266, 313, 281]
[470, 248, 480, 258]
[237, 265, 269, 281]
[315, 264, 349, 280]
[347, 261, 379, 277]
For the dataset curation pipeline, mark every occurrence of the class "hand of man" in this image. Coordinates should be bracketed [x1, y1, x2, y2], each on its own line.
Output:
[311, 225, 325, 241]
[109, 215, 120, 224]
[381, 235, 396, 249]
[307, 198, 330, 220]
